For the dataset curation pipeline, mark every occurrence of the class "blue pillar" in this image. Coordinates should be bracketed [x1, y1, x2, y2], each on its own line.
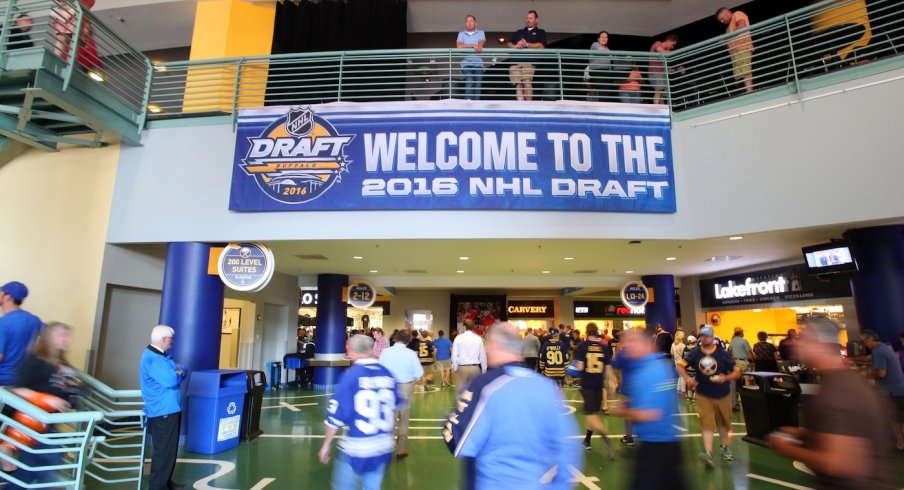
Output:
[844, 225, 904, 349]
[159, 242, 225, 374]
[642, 274, 677, 334]
[314, 273, 348, 390]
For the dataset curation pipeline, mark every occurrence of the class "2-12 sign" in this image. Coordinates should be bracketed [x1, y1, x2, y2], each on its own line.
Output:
[348, 281, 377, 308]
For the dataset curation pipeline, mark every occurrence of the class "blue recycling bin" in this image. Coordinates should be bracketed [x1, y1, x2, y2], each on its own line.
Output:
[186, 370, 248, 454]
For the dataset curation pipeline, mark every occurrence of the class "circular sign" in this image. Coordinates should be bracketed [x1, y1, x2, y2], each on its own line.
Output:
[620, 281, 649, 309]
[217, 242, 275, 292]
[348, 281, 377, 309]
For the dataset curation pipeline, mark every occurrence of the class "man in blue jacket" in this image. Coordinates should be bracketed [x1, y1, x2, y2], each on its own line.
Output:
[140, 325, 187, 490]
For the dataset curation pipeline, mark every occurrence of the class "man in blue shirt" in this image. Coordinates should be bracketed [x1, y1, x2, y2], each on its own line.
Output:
[139, 325, 187, 490]
[433, 330, 453, 388]
[860, 330, 904, 451]
[321, 335, 399, 490]
[611, 328, 686, 490]
[506, 10, 547, 101]
[443, 323, 581, 489]
[378, 329, 423, 459]
[456, 15, 486, 100]
[0, 281, 42, 386]
[678, 325, 740, 468]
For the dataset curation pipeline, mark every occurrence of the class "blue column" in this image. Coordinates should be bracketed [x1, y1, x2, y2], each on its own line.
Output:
[642, 274, 677, 334]
[844, 225, 904, 349]
[159, 242, 225, 373]
[314, 273, 348, 390]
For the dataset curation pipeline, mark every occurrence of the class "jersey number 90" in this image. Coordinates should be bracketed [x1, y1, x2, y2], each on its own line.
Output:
[354, 388, 395, 435]
[546, 350, 564, 365]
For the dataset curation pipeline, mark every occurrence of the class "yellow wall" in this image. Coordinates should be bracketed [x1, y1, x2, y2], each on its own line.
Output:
[706, 308, 848, 347]
[0, 144, 120, 370]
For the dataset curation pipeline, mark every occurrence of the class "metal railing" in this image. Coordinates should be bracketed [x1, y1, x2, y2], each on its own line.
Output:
[77, 372, 146, 490]
[0, 0, 152, 113]
[0, 388, 104, 489]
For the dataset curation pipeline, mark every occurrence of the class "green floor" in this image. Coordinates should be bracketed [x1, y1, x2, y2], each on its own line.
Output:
[132, 383, 902, 490]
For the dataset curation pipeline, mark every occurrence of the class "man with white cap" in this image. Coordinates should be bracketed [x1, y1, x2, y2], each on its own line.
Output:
[677, 325, 740, 468]
[140, 325, 187, 490]
[0, 281, 42, 386]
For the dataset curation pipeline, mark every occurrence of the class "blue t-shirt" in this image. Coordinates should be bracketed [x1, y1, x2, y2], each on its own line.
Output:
[444, 363, 581, 489]
[434, 337, 452, 361]
[871, 343, 904, 396]
[457, 30, 486, 68]
[680, 344, 736, 399]
[628, 354, 679, 443]
[0, 309, 42, 385]
[326, 358, 400, 474]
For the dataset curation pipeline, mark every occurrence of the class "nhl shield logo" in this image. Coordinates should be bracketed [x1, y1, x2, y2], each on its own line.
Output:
[286, 106, 314, 136]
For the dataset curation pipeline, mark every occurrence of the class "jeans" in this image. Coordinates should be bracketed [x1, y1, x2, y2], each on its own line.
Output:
[620, 91, 641, 104]
[461, 66, 484, 100]
[332, 453, 387, 490]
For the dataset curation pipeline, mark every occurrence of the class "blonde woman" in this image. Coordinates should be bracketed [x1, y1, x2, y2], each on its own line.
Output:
[671, 331, 687, 397]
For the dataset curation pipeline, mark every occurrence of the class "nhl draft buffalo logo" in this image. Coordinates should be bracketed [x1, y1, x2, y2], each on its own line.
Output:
[698, 355, 719, 377]
[240, 107, 353, 204]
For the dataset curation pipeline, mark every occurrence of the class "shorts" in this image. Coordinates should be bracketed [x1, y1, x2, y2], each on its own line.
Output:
[730, 50, 753, 80]
[696, 394, 732, 431]
[509, 64, 536, 84]
[581, 388, 603, 414]
[649, 70, 667, 90]
[434, 359, 452, 372]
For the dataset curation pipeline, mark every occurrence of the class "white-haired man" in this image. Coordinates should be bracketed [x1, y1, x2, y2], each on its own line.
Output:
[140, 325, 187, 490]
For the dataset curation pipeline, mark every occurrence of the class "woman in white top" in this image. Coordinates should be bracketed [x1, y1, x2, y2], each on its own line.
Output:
[671, 331, 687, 396]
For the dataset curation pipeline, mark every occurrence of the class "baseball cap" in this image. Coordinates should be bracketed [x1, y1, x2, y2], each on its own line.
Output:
[733, 326, 743, 333]
[687, 335, 697, 343]
[699, 325, 715, 337]
[0, 281, 28, 302]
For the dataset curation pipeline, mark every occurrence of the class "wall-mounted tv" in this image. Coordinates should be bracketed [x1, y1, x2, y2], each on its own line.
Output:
[802, 242, 857, 275]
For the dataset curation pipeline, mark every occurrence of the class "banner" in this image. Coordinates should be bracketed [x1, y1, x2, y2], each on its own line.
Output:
[230, 101, 675, 213]
[700, 264, 852, 308]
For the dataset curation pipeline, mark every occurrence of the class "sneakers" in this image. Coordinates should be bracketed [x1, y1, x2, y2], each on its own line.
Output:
[582, 440, 591, 451]
[620, 435, 635, 447]
[720, 445, 733, 461]
[699, 450, 715, 469]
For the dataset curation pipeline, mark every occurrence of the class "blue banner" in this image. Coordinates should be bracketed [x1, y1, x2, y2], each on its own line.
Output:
[229, 101, 675, 213]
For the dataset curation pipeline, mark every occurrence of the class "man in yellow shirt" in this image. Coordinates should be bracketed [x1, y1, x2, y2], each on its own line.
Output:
[716, 7, 755, 93]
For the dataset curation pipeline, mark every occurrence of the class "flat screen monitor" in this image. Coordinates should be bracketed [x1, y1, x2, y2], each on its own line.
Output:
[802, 242, 857, 275]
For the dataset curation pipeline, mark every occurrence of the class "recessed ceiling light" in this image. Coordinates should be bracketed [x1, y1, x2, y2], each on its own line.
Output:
[564, 257, 574, 261]
[704, 255, 743, 262]
[625, 270, 635, 274]
[456, 270, 465, 274]
[459, 256, 469, 261]
[542, 270, 551, 274]
[353, 256, 363, 260]
[369, 270, 378, 273]
[729, 236, 744, 241]
[666, 257, 677, 261]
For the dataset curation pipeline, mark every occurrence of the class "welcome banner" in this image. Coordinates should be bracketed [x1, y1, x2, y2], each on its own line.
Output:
[229, 101, 675, 213]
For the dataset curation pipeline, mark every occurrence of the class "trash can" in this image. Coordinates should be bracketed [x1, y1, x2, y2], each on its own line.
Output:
[186, 370, 248, 454]
[739, 371, 801, 447]
[284, 353, 305, 388]
[267, 362, 282, 391]
[241, 370, 266, 441]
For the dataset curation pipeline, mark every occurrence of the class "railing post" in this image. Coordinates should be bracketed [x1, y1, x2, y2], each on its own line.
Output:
[337, 52, 345, 102]
[232, 57, 245, 129]
[662, 53, 672, 109]
[0, 0, 18, 70]
[449, 50, 454, 99]
[62, 1, 86, 91]
[557, 51, 564, 101]
[783, 15, 803, 95]
[138, 59, 154, 132]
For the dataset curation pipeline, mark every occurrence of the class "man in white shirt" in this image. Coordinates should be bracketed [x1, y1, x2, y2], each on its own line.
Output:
[451, 320, 487, 396]
[378, 330, 423, 460]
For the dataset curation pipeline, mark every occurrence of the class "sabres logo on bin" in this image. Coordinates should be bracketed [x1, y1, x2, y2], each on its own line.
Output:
[240, 107, 354, 204]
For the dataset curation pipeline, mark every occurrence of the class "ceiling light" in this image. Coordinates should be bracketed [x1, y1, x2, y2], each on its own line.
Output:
[542, 270, 551, 274]
[459, 256, 469, 261]
[152, 64, 168, 73]
[353, 256, 363, 260]
[87, 71, 105, 82]
[369, 270, 378, 273]
[147, 104, 163, 114]
[564, 257, 574, 261]
[704, 255, 742, 262]
[456, 270, 465, 274]
[729, 236, 744, 241]
[666, 257, 677, 261]
[625, 270, 634, 274]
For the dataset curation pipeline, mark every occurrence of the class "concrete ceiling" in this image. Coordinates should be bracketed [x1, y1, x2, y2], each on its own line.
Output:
[90, 0, 745, 53]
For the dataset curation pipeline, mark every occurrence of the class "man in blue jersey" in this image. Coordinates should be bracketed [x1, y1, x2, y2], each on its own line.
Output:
[0, 282, 42, 386]
[321, 334, 400, 490]
[573, 323, 615, 457]
[611, 328, 686, 490]
[443, 323, 581, 489]
[538, 328, 569, 387]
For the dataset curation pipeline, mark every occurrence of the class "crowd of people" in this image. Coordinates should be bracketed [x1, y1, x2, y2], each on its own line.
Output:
[453, 7, 755, 103]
